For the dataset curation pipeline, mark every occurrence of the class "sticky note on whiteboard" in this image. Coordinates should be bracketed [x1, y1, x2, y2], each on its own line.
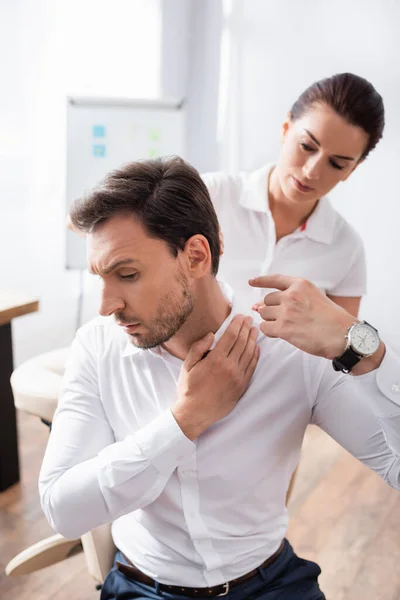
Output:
[93, 125, 106, 138]
[93, 144, 106, 157]
[149, 128, 161, 142]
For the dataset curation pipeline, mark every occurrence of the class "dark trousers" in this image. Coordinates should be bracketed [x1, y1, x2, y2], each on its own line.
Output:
[100, 540, 326, 600]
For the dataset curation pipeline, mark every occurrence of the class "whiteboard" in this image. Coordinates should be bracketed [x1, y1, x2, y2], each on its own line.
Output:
[66, 96, 186, 269]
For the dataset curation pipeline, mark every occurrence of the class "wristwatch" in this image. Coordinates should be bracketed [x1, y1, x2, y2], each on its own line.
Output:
[332, 321, 380, 374]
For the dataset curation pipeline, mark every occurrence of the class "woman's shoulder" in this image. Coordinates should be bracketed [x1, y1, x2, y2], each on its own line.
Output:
[201, 170, 245, 193]
[320, 198, 364, 250]
[201, 164, 272, 207]
[201, 170, 252, 212]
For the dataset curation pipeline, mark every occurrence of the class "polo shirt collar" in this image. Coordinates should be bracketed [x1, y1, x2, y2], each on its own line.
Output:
[240, 163, 337, 244]
[301, 196, 337, 244]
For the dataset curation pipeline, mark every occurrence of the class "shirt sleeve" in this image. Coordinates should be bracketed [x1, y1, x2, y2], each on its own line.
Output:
[39, 330, 195, 540]
[327, 233, 367, 297]
[307, 347, 400, 490]
[201, 172, 224, 213]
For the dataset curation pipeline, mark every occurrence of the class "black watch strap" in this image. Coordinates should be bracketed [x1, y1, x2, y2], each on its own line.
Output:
[332, 347, 361, 373]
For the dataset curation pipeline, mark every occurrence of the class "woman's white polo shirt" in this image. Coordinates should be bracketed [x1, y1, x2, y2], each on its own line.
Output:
[202, 164, 366, 314]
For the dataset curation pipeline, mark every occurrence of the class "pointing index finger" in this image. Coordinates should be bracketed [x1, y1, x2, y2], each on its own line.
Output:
[248, 273, 294, 291]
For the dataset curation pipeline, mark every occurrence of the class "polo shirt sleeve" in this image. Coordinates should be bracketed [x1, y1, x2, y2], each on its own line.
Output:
[327, 232, 367, 297]
[201, 171, 226, 212]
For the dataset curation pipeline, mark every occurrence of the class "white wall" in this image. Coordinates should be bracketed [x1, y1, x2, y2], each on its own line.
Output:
[1, 0, 221, 366]
[0, 0, 74, 364]
[228, 0, 400, 350]
[160, 0, 223, 172]
[0, 0, 162, 365]
[185, 0, 223, 172]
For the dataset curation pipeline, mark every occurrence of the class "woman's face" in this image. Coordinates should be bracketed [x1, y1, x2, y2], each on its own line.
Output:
[275, 102, 369, 203]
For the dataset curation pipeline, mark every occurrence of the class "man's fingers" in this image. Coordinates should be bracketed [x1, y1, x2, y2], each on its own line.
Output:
[213, 314, 246, 356]
[249, 273, 294, 291]
[184, 332, 214, 371]
[244, 343, 260, 381]
[238, 326, 259, 370]
[228, 317, 254, 362]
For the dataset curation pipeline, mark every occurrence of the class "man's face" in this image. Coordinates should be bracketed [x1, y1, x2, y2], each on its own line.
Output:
[88, 214, 194, 349]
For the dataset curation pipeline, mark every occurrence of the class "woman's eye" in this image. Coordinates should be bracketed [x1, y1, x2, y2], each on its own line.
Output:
[300, 142, 314, 152]
[120, 273, 138, 281]
[329, 160, 344, 171]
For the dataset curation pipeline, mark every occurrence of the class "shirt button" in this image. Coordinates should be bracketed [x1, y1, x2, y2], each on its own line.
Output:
[391, 383, 400, 394]
[180, 470, 196, 477]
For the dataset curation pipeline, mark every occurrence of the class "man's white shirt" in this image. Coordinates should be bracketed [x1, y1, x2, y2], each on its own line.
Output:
[202, 165, 366, 314]
[39, 284, 400, 587]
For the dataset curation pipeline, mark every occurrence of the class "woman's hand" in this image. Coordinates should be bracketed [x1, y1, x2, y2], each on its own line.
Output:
[249, 274, 355, 360]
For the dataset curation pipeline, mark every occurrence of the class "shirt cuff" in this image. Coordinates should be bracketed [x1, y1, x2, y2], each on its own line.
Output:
[135, 409, 195, 474]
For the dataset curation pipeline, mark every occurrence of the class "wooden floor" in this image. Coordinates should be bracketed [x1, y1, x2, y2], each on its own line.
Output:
[1, 413, 400, 600]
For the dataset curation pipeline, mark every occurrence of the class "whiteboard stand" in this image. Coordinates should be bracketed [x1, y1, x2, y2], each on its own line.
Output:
[75, 269, 85, 332]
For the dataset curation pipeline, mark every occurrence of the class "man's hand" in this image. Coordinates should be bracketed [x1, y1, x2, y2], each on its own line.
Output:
[249, 274, 358, 360]
[172, 315, 259, 440]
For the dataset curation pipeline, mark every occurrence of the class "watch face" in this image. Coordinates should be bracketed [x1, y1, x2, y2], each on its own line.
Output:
[350, 322, 380, 356]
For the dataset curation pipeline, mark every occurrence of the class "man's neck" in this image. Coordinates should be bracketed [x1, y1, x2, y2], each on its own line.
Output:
[162, 278, 231, 360]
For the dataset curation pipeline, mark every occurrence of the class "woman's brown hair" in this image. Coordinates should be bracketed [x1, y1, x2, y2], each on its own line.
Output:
[290, 73, 385, 158]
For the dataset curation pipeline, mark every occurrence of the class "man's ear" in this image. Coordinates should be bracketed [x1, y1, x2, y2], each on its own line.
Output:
[342, 157, 365, 182]
[184, 235, 211, 278]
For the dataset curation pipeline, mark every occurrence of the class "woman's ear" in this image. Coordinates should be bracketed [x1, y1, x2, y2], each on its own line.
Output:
[219, 229, 225, 256]
[281, 112, 292, 142]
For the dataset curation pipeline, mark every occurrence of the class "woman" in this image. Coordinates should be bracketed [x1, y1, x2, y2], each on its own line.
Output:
[203, 72, 384, 317]
[67, 73, 383, 319]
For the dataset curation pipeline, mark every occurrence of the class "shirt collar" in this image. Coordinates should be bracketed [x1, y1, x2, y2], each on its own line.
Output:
[299, 196, 337, 244]
[122, 280, 260, 359]
[240, 163, 337, 244]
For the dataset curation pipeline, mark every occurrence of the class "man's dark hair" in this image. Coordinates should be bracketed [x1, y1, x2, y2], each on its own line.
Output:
[70, 156, 221, 275]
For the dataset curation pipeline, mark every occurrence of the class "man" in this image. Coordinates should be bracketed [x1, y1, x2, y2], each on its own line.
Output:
[40, 157, 400, 600]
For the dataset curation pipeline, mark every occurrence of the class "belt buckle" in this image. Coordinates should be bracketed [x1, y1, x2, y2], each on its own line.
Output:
[217, 582, 229, 597]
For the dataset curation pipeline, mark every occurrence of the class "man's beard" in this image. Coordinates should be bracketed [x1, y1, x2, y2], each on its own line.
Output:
[116, 269, 195, 349]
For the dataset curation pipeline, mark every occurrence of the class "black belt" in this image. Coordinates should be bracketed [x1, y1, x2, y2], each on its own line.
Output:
[116, 540, 285, 597]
